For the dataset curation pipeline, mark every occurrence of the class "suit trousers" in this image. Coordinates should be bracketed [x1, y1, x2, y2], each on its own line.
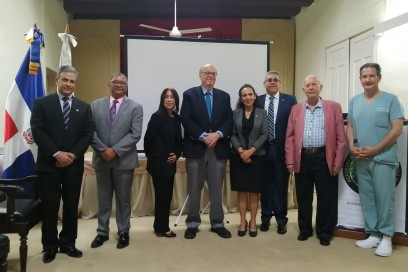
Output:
[185, 148, 227, 228]
[151, 175, 175, 233]
[38, 171, 82, 250]
[295, 151, 338, 239]
[95, 168, 134, 236]
[261, 143, 290, 226]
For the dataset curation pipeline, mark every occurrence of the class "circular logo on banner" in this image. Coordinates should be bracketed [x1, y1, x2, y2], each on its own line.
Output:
[342, 154, 402, 193]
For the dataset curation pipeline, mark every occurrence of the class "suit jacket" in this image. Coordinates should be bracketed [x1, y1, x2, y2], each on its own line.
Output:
[30, 93, 94, 174]
[180, 86, 233, 160]
[285, 99, 346, 173]
[230, 107, 268, 155]
[258, 92, 297, 160]
[91, 96, 143, 170]
[144, 108, 183, 177]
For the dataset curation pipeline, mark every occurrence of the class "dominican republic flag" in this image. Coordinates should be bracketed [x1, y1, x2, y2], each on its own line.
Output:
[2, 27, 45, 179]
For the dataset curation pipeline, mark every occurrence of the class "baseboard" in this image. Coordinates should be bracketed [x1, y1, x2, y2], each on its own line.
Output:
[334, 229, 408, 246]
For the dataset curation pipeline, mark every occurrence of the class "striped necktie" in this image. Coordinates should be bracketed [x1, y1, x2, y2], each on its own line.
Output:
[62, 96, 70, 130]
[205, 91, 212, 120]
[110, 99, 118, 126]
[268, 96, 275, 141]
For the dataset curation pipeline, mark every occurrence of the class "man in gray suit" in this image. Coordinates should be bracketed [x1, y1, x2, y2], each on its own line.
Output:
[90, 73, 143, 249]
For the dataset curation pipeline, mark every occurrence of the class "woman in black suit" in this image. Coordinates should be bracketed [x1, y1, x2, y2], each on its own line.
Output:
[230, 84, 268, 237]
[144, 88, 182, 238]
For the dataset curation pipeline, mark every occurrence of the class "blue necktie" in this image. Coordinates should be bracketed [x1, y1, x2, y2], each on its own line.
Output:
[62, 96, 70, 130]
[268, 96, 275, 141]
[205, 91, 212, 120]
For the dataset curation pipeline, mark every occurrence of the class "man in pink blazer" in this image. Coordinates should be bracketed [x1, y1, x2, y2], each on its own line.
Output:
[285, 75, 346, 246]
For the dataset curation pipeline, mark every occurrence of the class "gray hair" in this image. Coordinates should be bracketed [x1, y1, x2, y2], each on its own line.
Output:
[57, 65, 78, 79]
[264, 70, 280, 81]
[109, 72, 128, 83]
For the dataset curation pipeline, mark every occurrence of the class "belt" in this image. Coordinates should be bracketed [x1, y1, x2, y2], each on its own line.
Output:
[302, 146, 325, 154]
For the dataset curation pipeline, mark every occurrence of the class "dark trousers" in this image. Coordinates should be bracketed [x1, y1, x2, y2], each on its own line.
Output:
[295, 151, 338, 239]
[261, 144, 289, 226]
[152, 175, 175, 233]
[38, 171, 82, 250]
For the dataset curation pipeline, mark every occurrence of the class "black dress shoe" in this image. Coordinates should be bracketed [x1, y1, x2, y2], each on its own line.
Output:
[117, 233, 129, 249]
[277, 225, 287, 235]
[156, 231, 177, 238]
[42, 249, 58, 263]
[91, 235, 109, 248]
[60, 246, 83, 258]
[260, 221, 270, 232]
[211, 227, 232, 238]
[184, 227, 199, 239]
[320, 239, 331, 246]
[297, 233, 311, 241]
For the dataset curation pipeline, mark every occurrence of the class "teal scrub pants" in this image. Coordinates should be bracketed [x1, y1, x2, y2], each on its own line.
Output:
[355, 159, 396, 237]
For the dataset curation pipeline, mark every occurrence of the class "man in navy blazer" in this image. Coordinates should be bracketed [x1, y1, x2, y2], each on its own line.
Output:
[31, 65, 94, 263]
[180, 64, 233, 239]
[258, 70, 297, 234]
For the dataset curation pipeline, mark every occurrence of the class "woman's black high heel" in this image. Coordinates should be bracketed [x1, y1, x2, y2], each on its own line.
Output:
[238, 220, 248, 237]
[248, 221, 257, 237]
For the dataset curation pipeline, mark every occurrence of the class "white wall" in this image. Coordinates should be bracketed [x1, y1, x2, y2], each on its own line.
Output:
[295, 0, 385, 100]
[295, 0, 408, 118]
[0, 0, 67, 146]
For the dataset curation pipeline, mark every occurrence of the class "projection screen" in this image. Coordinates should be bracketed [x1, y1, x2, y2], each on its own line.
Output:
[124, 36, 269, 151]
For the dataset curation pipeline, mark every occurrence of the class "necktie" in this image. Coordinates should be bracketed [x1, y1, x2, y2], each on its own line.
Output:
[205, 92, 212, 120]
[62, 96, 70, 130]
[268, 96, 275, 141]
[110, 99, 118, 126]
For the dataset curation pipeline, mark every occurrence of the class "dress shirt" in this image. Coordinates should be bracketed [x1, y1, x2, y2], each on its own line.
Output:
[264, 91, 280, 124]
[302, 98, 325, 147]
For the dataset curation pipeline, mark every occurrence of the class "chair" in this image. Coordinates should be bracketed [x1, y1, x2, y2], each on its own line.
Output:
[0, 176, 42, 272]
[0, 234, 9, 272]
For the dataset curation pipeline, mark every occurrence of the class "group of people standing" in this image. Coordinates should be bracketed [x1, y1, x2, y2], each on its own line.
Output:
[30, 62, 404, 264]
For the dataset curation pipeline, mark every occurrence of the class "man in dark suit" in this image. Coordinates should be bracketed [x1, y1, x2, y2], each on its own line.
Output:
[258, 70, 297, 234]
[30, 65, 94, 263]
[90, 73, 143, 249]
[180, 64, 233, 239]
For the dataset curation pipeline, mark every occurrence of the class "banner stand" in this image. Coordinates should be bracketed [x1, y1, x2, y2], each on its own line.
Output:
[335, 121, 408, 247]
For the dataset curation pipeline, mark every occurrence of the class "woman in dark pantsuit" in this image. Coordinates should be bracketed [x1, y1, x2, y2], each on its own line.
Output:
[144, 88, 182, 238]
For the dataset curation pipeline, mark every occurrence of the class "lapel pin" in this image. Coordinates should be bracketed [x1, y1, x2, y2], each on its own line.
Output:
[76, 109, 79, 112]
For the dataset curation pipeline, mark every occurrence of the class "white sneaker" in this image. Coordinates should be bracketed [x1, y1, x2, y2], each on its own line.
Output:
[375, 239, 393, 257]
[355, 236, 381, 248]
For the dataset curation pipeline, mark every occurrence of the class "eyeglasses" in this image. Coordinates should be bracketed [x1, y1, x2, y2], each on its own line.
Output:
[266, 78, 279, 83]
[201, 71, 217, 77]
[111, 80, 127, 86]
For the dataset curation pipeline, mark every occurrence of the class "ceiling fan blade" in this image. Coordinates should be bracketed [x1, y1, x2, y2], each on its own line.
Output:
[179, 27, 212, 34]
[139, 24, 170, 33]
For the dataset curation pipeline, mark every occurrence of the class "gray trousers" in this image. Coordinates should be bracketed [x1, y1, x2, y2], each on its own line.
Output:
[185, 148, 227, 228]
[95, 168, 134, 236]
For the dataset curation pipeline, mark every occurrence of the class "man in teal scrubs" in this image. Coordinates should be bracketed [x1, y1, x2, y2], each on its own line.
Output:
[346, 63, 404, 257]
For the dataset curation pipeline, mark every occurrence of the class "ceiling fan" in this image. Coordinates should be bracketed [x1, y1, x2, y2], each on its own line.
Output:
[139, 0, 212, 38]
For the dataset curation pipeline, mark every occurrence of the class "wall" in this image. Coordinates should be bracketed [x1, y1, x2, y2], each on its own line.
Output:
[242, 19, 295, 94]
[294, 0, 385, 100]
[67, 19, 295, 103]
[0, 0, 68, 146]
[70, 20, 121, 103]
[376, 1, 408, 116]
